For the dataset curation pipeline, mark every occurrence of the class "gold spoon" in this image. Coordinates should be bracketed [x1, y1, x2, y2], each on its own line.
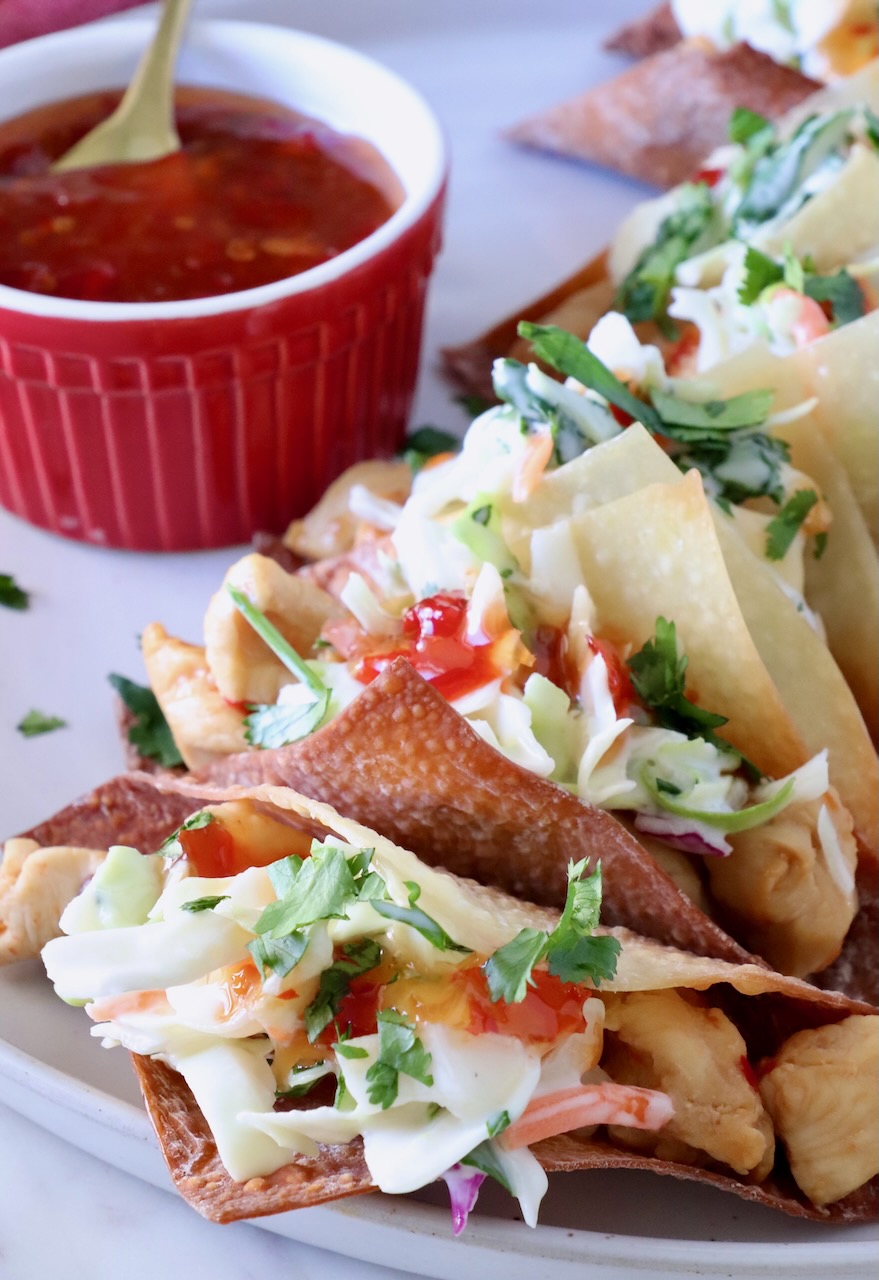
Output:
[52, 0, 194, 173]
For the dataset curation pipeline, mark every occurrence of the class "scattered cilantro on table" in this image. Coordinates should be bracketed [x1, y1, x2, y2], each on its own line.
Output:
[17, 709, 67, 738]
[0, 573, 29, 610]
[108, 672, 183, 767]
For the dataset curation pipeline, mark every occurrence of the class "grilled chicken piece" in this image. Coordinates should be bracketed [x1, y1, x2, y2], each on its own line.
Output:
[601, 988, 775, 1179]
[0, 838, 104, 963]
[142, 624, 248, 771]
[204, 554, 344, 705]
[760, 1015, 879, 1206]
[706, 790, 858, 978]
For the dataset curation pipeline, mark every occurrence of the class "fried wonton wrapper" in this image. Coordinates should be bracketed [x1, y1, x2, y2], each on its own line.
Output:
[69, 781, 877, 1225]
[690, 317, 879, 734]
[503, 425, 879, 860]
[605, 4, 680, 58]
[506, 39, 819, 189]
[0, 776, 204, 963]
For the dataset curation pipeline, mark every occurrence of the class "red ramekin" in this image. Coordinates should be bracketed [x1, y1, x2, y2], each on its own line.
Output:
[0, 19, 447, 550]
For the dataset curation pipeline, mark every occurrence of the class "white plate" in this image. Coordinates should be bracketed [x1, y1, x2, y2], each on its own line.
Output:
[0, 2, 876, 1277]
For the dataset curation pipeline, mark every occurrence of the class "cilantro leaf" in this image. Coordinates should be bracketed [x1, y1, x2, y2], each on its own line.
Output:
[365, 1010, 434, 1108]
[244, 691, 330, 749]
[484, 860, 619, 1004]
[803, 270, 865, 327]
[814, 531, 828, 560]
[402, 425, 461, 473]
[227, 585, 327, 695]
[866, 106, 879, 150]
[180, 895, 229, 913]
[461, 1140, 512, 1193]
[545, 860, 621, 987]
[728, 107, 771, 145]
[275, 1064, 330, 1099]
[16, 709, 67, 738]
[483, 929, 549, 1005]
[764, 489, 819, 561]
[626, 618, 733, 753]
[255, 845, 357, 938]
[614, 182, 720, 326]
[108, 673, 183, 768]
[157, 810, 213, 856]
[247, 930, 309, 980]
[0, 572, 29, 610]
[733, 111, 853, 235]
[371, 896, 472, 953]
[517, 322, 663, 433]
[649, 388, 774, 434]
[305, 939, 382, 1042]
[738, 246, 784, 305]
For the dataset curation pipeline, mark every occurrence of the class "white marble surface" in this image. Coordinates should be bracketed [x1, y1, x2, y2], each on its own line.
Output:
[0, 2, 654, 1277]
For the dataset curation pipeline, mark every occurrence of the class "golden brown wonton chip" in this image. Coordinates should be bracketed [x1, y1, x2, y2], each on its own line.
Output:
[193, 659, 753, 967]
[505, 40, 819, 190]
[604, 3, 680, 58]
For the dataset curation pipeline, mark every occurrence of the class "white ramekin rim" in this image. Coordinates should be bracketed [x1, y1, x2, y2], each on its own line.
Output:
[0, 18, 448, 324]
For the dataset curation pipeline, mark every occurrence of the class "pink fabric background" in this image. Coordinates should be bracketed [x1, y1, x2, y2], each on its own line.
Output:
[0, 1, 145, 49]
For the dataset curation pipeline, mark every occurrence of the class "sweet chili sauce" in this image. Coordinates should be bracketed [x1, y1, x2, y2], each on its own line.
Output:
[321, 958, 588, 1052]
[352, 592, 505, 701]
[0, 86, 402, 303]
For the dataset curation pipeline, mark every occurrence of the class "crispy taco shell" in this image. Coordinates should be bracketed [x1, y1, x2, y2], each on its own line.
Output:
[604, 4, 680, 58]
[106, 783, 877, 1225]
[505, 40, 819, 190]
[193, 659, 752, 967]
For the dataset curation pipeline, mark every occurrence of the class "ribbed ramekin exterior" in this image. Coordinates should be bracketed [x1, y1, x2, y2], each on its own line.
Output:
[0, 190, 444, 551]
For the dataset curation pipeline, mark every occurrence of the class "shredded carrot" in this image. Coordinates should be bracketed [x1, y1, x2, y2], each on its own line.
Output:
[512, 432, 554, 502]
[500, 1082, 674, 1150]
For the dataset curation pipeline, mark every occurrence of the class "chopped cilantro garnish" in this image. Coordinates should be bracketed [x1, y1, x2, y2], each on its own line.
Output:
[365, 1010, 434, 1109]
[461, 1140, 512, 1193]
[614, 182, 720, 327]
[0, 573, 29, 610]
[813, 531, 828, 560]
[335, 1041, 370, 1060]
[305, 938, 382, 1042]
[226, 585, 330, 749]
[180, 895, 229, 913]
[866, 106, 879, 151]
[517, 322, 788, 508]
[738, 245, 865, 326]
[255, 845, 357, 938]
[487, 1110, 511, 1139]
[626, 618, 734, 755]
[728, 107, 771, 146]
[733, 111, 853, 236]
[243, 697, 328, 750]
[764, 489, 819, 561]
[16, 709, 67, 738]
[247, 930, 309, 980]
[108, 673, 183, 768]
[371, 888, 472, 954]
[802, 271, 865, 327]
[401, 425, 461, 473]
[484, 859, 620, 1004]
[157, 810, 213, 856]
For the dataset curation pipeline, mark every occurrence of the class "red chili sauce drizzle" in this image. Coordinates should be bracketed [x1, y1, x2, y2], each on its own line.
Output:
[0, 86, 402, 302]
[353, 592, 504, 702]
[325, 960, 587, 1050]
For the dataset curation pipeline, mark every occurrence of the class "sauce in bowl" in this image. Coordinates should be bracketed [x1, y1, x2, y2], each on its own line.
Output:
[0, 86, 403, 303]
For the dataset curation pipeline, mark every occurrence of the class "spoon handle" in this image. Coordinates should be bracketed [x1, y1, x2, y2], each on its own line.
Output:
[114, 0, 194, 149]
[53, 0, 194, 172]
